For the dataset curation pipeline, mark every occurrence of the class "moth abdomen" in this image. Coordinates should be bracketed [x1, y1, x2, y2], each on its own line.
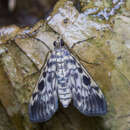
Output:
[58, 85, 72, 108]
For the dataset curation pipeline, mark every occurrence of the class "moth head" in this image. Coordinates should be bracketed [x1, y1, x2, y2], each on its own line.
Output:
[53, 37, 64, 48]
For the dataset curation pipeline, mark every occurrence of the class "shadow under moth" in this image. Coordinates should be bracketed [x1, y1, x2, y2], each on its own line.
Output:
[29, 38, 107, 122]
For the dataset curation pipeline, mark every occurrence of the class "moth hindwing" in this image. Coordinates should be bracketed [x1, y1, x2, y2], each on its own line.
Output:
[29, 38, 107, 122]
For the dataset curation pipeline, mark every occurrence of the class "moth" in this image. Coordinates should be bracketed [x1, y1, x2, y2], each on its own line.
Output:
[29, 38, 107, 122]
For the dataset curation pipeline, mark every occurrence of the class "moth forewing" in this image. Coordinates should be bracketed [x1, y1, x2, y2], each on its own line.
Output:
[29, 50, 59, 122]
[63, 44, 107, 115]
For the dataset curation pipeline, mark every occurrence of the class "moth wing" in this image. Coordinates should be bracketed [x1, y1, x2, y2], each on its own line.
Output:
[68, 55, 107, 116]
[29, 54, 58, 122]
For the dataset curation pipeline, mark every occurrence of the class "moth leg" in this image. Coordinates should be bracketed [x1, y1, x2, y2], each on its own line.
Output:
[39, 51, 51, 72]
[71, 49, 100, 66]
[70, 36, 100, 65]
[71, 36, 96, 49]
[13, 35, 51, 72]
[24, 37, 52, 72]
[78, 57, 100, 66]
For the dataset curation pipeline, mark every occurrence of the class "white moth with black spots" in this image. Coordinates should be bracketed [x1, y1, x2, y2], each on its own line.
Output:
[29, 38, 107, 122]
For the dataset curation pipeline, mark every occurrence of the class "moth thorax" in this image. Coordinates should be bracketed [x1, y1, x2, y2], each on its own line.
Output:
[58, 85, 72, 108]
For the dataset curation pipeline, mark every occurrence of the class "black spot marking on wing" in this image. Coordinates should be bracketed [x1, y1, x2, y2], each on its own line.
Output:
[43, 72, 46, 78]
[32, 92, 38, 99]
[38, 80, 44, 91]
[78, 67, 83, 73]
[93, 86, 100, 92]
[83, 75, 91, 86]
[73, 73, 78, 79]
[47, 74, 52, 82]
